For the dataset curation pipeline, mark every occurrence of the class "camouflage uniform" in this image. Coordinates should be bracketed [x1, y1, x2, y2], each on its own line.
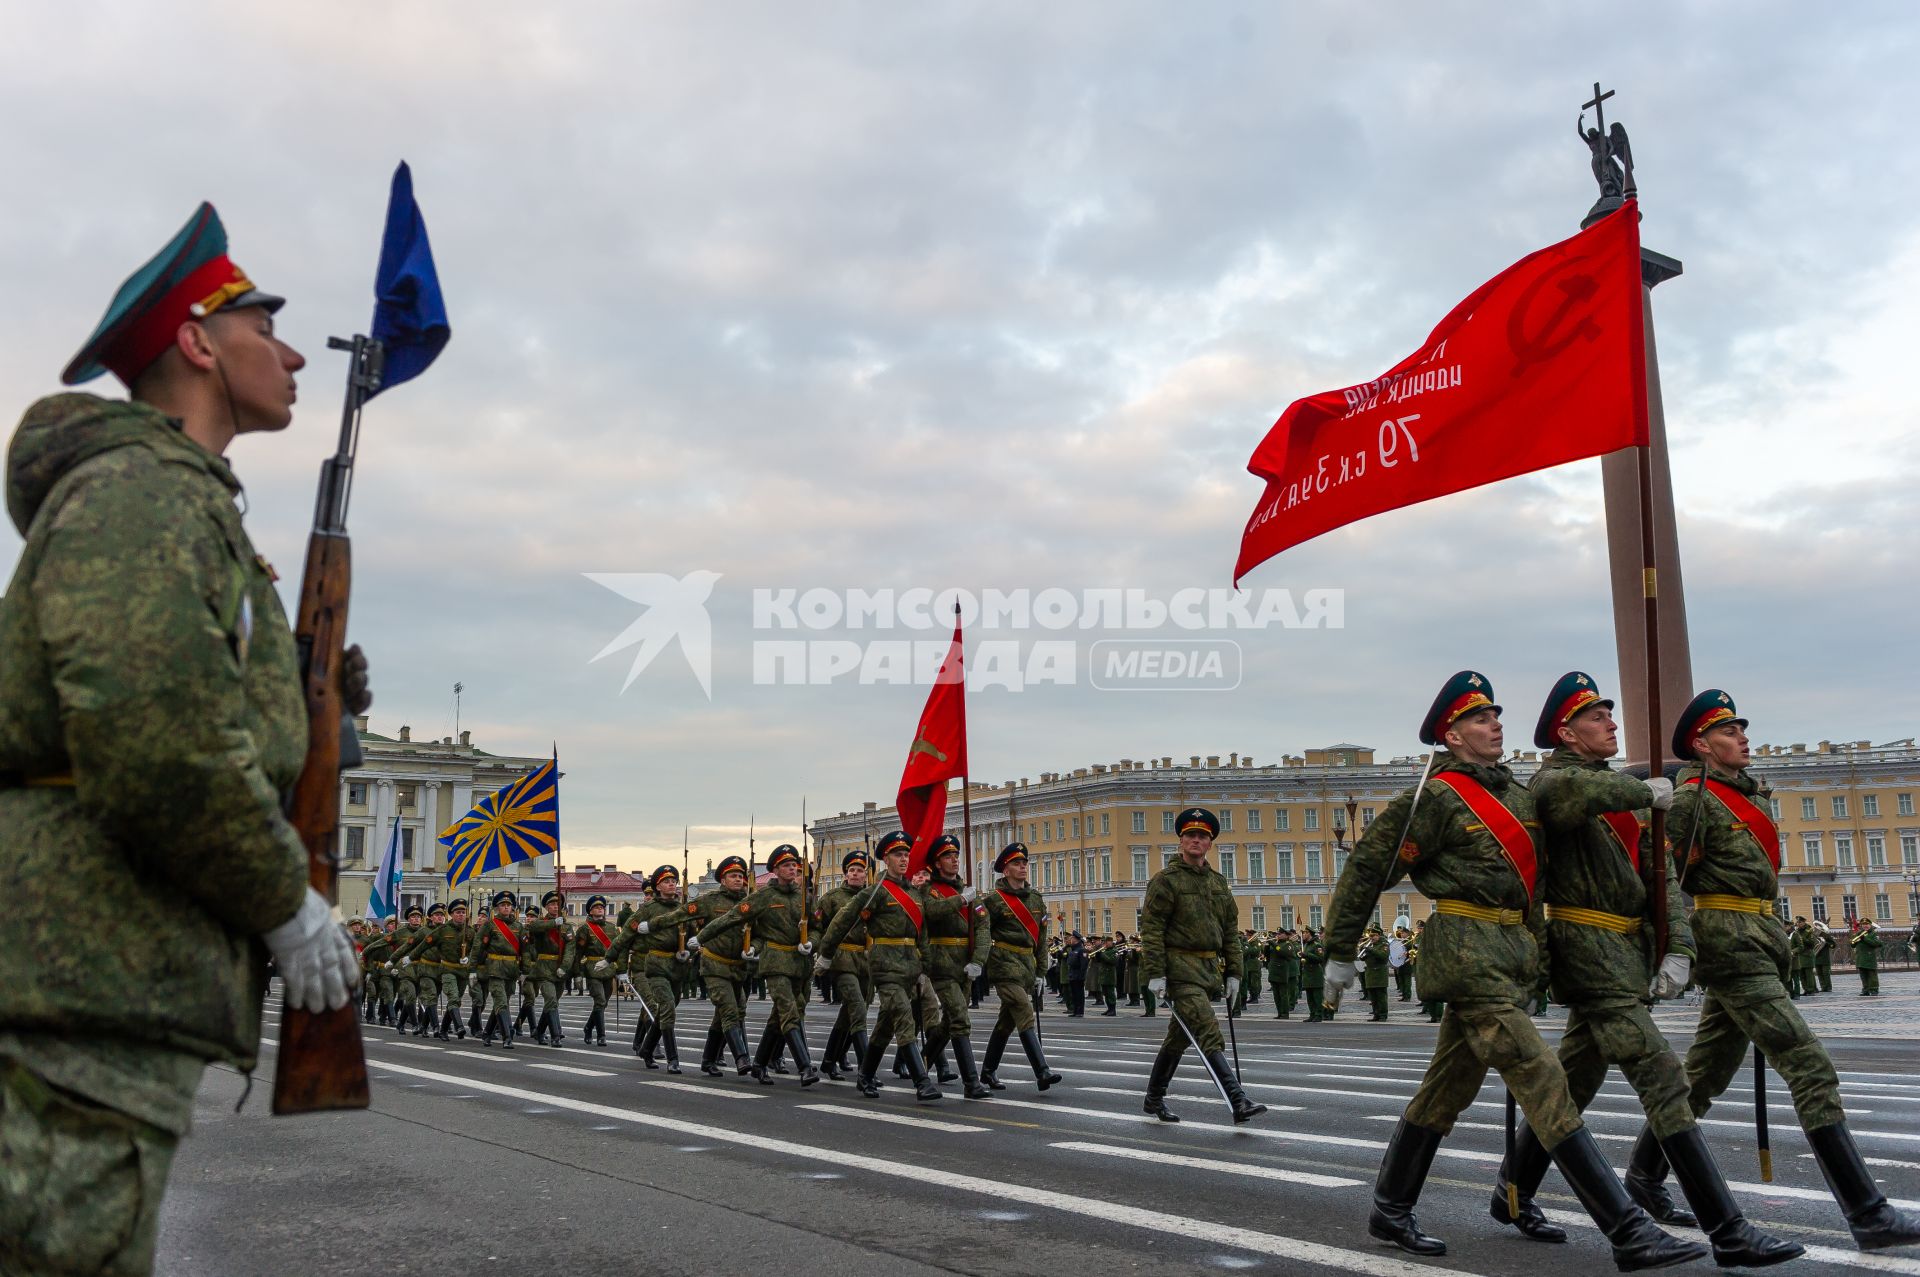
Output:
[1299, 933, 1326, 1021]
[360, 926, 397, 1023]
[921, 869, 991, 1094]
[977, 847, 1060, 1093]
[1854, 924, 1882, 995]
[695, 871, 817, 1082]
[1360, 929, 1392, 1020]
[661, 877, 753, 1073]
[398, 910, 474, 1038]
[0, 396, 312, 1276]
[571, 911, 618, 1045]
[812, 878, 873, 1077]
[468, 904, 525, 1044]
[606, 885, 687, 1069]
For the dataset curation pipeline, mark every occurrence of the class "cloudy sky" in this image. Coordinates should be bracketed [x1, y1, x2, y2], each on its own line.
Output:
[5, 2, 1916, 870]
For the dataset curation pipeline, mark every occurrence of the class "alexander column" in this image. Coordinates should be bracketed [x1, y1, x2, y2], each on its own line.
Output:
[1583, 84, 1694, 762]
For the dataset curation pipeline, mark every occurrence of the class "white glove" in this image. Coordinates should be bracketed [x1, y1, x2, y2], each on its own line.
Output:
[964, 963, 982, 979]
[1146, 977, 1166, 995]
[959, 886, 978, 903]
[592, 960, 612, 976]
[684, 936, 702, 954]
[1323, 959, 1359, 1004]
[1645, 777, 1674, 810]
[797, 941, 814, 956]
[742, 947, 757, 961]
[1650, 952, 1691, 1000]
[1225, 976, 1241, 1003]
[399, 956, 411, 967]
[264, 888, 360, 1014]
[636, 921, 650, 935]
[813, 955, 831, 975]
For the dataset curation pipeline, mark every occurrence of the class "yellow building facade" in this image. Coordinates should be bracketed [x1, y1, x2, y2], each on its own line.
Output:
[806, 739, 1920, 940]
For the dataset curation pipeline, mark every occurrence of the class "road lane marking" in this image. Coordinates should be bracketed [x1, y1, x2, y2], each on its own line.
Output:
[1051, 1141, 1363, 1188]
[1539, 1209, 1920, 1275]
[522, 1062, 618, 1077]
[1801, 1154, 1920, 1171]
[798, 1104, 989, 1134]
[357, 1058, 1491, 1277]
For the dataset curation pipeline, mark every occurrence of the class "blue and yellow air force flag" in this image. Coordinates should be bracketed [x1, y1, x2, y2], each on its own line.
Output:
[442, 753, 560, 889]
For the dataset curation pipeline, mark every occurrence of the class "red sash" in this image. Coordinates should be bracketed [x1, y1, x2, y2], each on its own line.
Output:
[1429, 772, 1539, 898]
[491, 918, 522, 955]
[997, 889, 1042, 947]
[879, 879, 924, 932]
[1682, 777, 1780, 872]
[1598, 811, 1644, 873]
[587, 923, 610, 951]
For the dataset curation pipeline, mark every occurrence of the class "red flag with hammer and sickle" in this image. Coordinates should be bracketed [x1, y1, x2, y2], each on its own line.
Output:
[896, 614, 968, 877]
[1234, 202, 1648, 585]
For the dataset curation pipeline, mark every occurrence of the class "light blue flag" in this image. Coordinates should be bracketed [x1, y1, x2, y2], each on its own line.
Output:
[366, 816, 404, 920]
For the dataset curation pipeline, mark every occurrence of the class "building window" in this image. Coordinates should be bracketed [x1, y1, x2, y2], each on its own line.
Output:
[1247, 809, 1262, 832]
[1251, 906, 1267, 930]
[347, 782, 368, 806]
[1837, 836, 1855, 868]
[402, 892, 426, 915]
[1910, 884, 1920, 917]
[1335, 849, 1350, 877]
[1769, 797, 1782, 820]
[1802, 797, 1818, 820]
[1304, 809, 1320, 832]
[1043, 861, 1053, 889]
[1812, 895, 1828, 922]
[1868, 836, 1886, 867]
[1071, 856, 1080, 887]
[1843, 892, 1858, 921]
[1875, 893, 1892, 922]
[1903, 835, 1919, 866]
[1281, 905, 1295, 928]
[1071, 817, 1080, 839]
[397, 783, 418, 811]
[1102, 908, 1112, 934]
[1220, 810, 1233, 832]
[1863, 794, 1880, 817]
[1309, 904, 1323, 928]
[400, 827, 416, 866]
[1362, 807, 1376, 826]
[1803, 836, 1823, 867]
[1248, 847, 1265, 882]
[1132, 811, 1146, 833]
[343, 826, 365, 862]
[1219, 850, 1236, 881]
[1162, 811, 1177, 833]
[1776, 897, 1791, 922]
[1305, 848, 1323, 881]
[1132, 850, 1148, 880]
[1100, 851, 1111, 883]
[1899, 793, 1914, 817]
[1275, 808, 1290, 832]
[1275, 848, 1294, 881]
[1100, 812, 1110, 836]
[1832, 795, 1849, 819]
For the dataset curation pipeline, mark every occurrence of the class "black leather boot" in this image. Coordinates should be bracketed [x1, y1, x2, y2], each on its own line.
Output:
[979, 1025, 1010, 1090]
[414, 1003, 432, 1036]
[580, 1007, 600, 1045]
[363, 995, 375, 1024]
[1369, 1119, 1447, 1256]
[699, 1023, 725, 1077]
[1207, 1050, 1267, 1123]
[1143, 1040, 1182, 1123]
[850, 1031, 871, 1083]
[514, 1001, 535, 1039]
[1662, 1126, 1804, 1266]
[950, 1036, 991, 1100]
[726, 1025, 753, 1074]
[466, 1002, 482, 1037]
[547, 1006, 566, 1044]
[392, 1001, 410, 1034]
[820, 1024, 846, 1081]
[786, 1027, 821, 1087]
[639, 1024, 661, 1068]
[1490, 1120, 1567, 1242]
[901, 1042, 941, 1101]
[1624, 1123, 1696, 1227]
[927, 1035, 958, 1083]
[435, 1008, 454, 1041]
[593, 1007, 607, 1046]
[1018, 1027, 1061, 1091]
[481, 1010, 498, 1046]
[855, 1033, 890, 1098]
[1550, 1126, 1708, 1270]
[1809, 1122, 1920, 1251]
[662, 1028, 682, 1074]
[750, 1021, 780, 1084]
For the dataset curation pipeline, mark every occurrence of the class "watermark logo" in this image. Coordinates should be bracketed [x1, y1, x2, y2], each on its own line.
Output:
[1089, 639, 1242, 692]
[585, 571, 721, 698]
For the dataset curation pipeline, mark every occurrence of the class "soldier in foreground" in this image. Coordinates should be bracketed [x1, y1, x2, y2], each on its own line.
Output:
[922, 835, 993, 1098]
[526, 891, 570, 1046]
[1489, 673, 1799, 1266]
[695, 844, 820, 1085]
[1630, 692, 1920, 1251]
[1324, 672, 1703, 1268]
[813, 850, 874, 1080]
[1139, 808, 1266, 1124]
[0, 206, 365, 1275]
[978, 843, 1062, 1091]
[603, 866, 687, 1071]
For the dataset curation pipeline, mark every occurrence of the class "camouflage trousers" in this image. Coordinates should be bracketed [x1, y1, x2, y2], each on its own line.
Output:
[1156, 981, 1226, 1056]
[991, 977, 1038, 1033]
[915, 974, 942, 1033]
[1402, 999, 1583, 1148]
[1682, 973, 1844, 1130]
[929, 975, 971, 1040]
[0, 1062, 177, 1277]
[705, 971, 750, 1034]
[1558, 998, 1694, 1139]
[581, 974, 611, 1011]
[638, 970, 677, 1037]
[872, 976, 921, 1048]
[830, 971, 871, 1040]
[478, 972, 515, 1015]
[532, 960, 564, 1013]
[433, 971, 467, 1007]
[764, 973, 806, 1035]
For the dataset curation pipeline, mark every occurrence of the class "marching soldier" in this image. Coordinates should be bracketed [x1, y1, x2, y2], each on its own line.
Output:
[398, 900, 471, 1040]
[602, 866, 687, 1071]
[1628, 692, 1920, 1251]
[978, 843, 1062, 1090]
[465, 891, 525, 1048]
[1360, 925, 1391, 1021]
[1240, 931, 1262, 1015]
[1854, 919, 1882, 995]
[694, 844, 820, 1085]
[391, 904, 427, 1035]
[524, 891, 569, 1046]
[676, 854, 756, 1075]
[1788, 918, 1813, 998]
[361, 918, 397, 1024]
[1267, 928, 1296, 1018]
[818, 831, 971, 1100]
[572, 894, 617, 1046]
[1490, 673, 1798, 1266]
[921, 835, 993, 1098]
[1139, 808, 1266, 1124]
[1815, 920, 1836, 993]
[1091, 934, 1119, 1016]
[1299, 927, 1326, 1022]
[1324, 671, 1701, 1266]
[813, 850, 874, 1081]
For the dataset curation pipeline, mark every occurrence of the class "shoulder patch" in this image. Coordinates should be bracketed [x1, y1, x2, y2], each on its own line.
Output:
[1399, 840, 1420, 863]
[738, 902, 751, 914]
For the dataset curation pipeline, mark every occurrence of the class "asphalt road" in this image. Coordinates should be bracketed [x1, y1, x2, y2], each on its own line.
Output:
[156, 974, 1920, 1277]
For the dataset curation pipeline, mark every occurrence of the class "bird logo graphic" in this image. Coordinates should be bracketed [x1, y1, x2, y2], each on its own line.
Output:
[584, 571, 722, 698]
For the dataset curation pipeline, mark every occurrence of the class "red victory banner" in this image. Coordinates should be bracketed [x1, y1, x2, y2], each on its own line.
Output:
[896, 615, 968, 877]
[1234, 202, 1648, 585]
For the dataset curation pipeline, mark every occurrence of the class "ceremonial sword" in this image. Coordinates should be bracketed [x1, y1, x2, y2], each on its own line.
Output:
[1169, 1009, 1235, 1112]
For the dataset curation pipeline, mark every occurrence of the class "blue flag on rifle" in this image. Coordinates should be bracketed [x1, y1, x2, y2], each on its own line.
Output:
[442, 753, 561, 889]
[369, 160, 449, 395]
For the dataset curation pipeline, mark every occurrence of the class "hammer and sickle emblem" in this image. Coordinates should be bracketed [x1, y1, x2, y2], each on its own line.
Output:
[1508, 259, 1602, 377]
[909, 736, 949, 763]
